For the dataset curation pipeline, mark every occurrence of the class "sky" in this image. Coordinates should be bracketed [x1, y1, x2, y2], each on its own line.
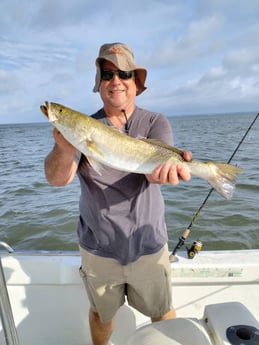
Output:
[1, 0, 259, 124]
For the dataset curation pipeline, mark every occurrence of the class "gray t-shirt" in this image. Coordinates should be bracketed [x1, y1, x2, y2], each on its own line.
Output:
[77, 106, 173, 265]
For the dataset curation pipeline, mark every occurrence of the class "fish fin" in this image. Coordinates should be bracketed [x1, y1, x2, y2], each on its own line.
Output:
[84, 139, 104, 175]
[206, 162, 243, 200]
[139, 138, 185, 156]
[87, 156, 103, 175]
[85, 139, 104, 158]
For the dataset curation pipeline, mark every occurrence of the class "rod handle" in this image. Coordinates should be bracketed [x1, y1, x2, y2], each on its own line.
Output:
[169, 228, 191, 262]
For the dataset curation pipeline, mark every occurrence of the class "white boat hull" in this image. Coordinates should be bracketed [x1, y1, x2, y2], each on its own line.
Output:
[1, 249, 259, 345]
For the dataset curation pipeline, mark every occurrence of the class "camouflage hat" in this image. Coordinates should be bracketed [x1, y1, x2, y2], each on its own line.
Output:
[93, 43, 147, 96]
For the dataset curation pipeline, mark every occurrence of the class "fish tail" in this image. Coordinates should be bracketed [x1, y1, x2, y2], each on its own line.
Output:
[206, 162, 243, 200]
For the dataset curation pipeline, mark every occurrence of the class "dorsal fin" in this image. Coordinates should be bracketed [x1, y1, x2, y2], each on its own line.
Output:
[139, 138, 185, 156]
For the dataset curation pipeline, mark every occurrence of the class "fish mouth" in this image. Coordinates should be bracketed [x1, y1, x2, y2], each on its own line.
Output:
[40, 101, 49, 118]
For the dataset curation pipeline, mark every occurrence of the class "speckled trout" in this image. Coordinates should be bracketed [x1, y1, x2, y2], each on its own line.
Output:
[40, 102, 243, 200]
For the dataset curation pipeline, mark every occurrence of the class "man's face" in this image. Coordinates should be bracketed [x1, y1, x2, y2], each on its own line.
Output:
[99, 60, 137, 111]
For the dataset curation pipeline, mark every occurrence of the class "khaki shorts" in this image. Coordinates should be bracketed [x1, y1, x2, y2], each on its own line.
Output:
[79, 244, 172, 323]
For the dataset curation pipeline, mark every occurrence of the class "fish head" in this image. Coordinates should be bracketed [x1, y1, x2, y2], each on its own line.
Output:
[40, 101, 65, 123]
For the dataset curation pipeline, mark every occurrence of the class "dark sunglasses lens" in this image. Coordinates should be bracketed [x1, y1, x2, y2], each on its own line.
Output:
[101, 71, 114, 80]
[101, 70, 134, 80]
[118, 71, 134, 79]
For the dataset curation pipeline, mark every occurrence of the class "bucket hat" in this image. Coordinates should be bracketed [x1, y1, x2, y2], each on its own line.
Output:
[93, 43, 147, 96]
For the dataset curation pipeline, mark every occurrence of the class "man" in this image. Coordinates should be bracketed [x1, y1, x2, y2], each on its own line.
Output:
[45, 42, 192, 345]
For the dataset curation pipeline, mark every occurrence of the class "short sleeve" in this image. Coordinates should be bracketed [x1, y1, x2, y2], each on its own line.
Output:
[147, 114, 174, 146]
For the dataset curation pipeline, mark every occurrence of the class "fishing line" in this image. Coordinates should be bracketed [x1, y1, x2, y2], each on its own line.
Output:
[170, 112, 259, 261]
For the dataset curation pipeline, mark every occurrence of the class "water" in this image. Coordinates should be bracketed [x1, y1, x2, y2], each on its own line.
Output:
[0, 113, 258, 253]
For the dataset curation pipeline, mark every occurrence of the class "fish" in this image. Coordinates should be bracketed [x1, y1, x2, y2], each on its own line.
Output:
[40, 101, 243, 200]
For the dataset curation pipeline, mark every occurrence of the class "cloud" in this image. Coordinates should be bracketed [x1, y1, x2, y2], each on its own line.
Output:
[0, 69, 20, 94]
[0, 0, 259, 123]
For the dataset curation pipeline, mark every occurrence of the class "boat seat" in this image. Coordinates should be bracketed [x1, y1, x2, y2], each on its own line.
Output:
[203, 302, 259, 345]
[126, 317, 212, 345]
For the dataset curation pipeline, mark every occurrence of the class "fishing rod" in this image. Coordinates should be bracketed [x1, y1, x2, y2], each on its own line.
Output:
[169, 112, 259, 262]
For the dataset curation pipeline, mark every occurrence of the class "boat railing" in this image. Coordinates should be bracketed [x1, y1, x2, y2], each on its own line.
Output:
[0, 241, 14, 253]
[0, 241, 21, 345]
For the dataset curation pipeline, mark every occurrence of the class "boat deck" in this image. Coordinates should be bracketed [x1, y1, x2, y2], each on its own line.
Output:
[0, 249, 259, 345]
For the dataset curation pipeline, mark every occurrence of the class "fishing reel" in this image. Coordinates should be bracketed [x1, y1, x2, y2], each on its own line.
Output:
[186, 240, 203, 259]
[169, 229, 203, 262]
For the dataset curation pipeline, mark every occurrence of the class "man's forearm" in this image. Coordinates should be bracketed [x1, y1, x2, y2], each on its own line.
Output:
[45, 144, 78, 186]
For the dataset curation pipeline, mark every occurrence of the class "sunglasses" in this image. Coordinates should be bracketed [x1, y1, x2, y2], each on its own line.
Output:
[101, 69, 135, 81]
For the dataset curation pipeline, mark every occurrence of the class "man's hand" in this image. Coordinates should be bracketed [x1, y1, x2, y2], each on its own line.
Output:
[52, 128, 77, 155]
[146, 151, 192, 185]
[44, 128, 79, 186]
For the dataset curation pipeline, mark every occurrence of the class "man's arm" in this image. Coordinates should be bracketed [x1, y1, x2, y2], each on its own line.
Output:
[45, 128, 80, 186]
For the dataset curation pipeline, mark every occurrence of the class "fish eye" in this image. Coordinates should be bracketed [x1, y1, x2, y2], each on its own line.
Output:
[59, 108, 62, 113]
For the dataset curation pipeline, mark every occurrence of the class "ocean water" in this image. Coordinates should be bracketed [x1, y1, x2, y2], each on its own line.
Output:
[0, 112, 258, 253]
